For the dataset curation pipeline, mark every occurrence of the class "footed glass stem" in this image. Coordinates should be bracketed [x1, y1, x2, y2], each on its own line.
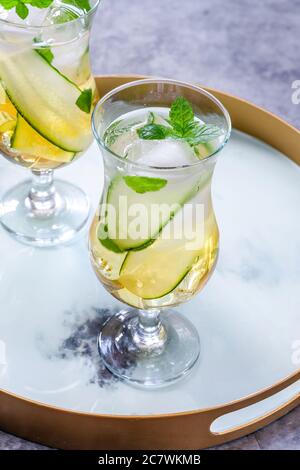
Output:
[27, 170, 57, 217]
[99, 308, 200, 388]
[0, 170, 90, 247]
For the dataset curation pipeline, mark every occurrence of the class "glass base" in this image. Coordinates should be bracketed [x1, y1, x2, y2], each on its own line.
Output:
[0, 179, 90, 247]
[99, 309, 200, 388]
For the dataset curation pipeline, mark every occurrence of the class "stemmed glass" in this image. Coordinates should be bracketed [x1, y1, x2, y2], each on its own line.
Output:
[0, 0, 100, 246]
[90, 79, 231, 387]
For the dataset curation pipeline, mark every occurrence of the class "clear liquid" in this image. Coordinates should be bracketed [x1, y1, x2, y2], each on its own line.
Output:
[90, 108, 219, 309]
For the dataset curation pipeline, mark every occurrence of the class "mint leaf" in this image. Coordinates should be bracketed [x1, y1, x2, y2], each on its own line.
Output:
[137, 124, 170, 140]
[34, 38, 54, 64]
[169, 96, 194, 136]
[26, 0, 53, 7]
[63, 0, 91, 12]
[76, 88, 92, 113]
[104, 120, 124, 146]
[100, 237, 124, 253]
[0, 0, 30, 19]
[185, 124, 223, 145]
[105, 119, 141, 147]
[36, 46, 54, 64]
[123, 176, 167, 194]
[0, 0, 18, 9]
[16, 1, 28, 18]
[137, 96, 223, 158]
[97, 224, 124, 253]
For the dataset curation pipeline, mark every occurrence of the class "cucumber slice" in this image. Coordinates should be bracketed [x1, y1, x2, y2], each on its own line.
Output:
[0, 50, 92, 152]
[11, 115, 75, 163]
[104, 164, 213, 252]
[105, 175, 198, 251]
[90, 217, 127, 281]
[119, 204, 213, 299]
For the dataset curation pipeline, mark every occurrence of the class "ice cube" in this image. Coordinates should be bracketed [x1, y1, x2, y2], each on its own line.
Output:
[42, 3, 82, 26]
[125, 140, 160, 162]
[37, 2, 88, 80]
[134, 139, 198, 168]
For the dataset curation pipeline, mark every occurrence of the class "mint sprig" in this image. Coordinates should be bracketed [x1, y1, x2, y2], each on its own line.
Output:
[137, 97, 223, 156]
[0, 0, 90, 20]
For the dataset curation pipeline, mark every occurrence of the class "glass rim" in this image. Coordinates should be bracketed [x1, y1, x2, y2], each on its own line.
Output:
[0, 0, 100, 31]
[92, 78, 232, 172]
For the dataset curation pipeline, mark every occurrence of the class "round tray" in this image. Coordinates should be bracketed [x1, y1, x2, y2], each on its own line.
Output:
[0, 75, 299, 450]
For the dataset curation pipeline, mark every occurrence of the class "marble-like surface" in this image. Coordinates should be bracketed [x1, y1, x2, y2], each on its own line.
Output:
[1, 0, 300, 451]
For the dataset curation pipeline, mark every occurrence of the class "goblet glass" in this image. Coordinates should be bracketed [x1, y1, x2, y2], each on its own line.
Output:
[90, 79, 231, 387]
[0, 0, 100, 246]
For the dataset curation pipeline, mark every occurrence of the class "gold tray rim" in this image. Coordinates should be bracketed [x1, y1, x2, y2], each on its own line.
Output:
[0, 74, 299, 449]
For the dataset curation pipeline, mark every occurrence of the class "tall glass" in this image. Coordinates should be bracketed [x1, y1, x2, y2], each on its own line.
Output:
[0, 1, 99, 246]
[90, 79, 231, 387]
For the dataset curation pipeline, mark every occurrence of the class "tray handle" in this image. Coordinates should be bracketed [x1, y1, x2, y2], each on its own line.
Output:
[206, 369, 300, 443]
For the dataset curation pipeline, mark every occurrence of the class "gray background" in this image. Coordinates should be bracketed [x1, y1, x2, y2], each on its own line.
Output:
[1, 0, 300, 450]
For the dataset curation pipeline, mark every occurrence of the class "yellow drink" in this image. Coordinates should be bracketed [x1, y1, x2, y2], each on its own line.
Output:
[90, 108, 219, 309]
